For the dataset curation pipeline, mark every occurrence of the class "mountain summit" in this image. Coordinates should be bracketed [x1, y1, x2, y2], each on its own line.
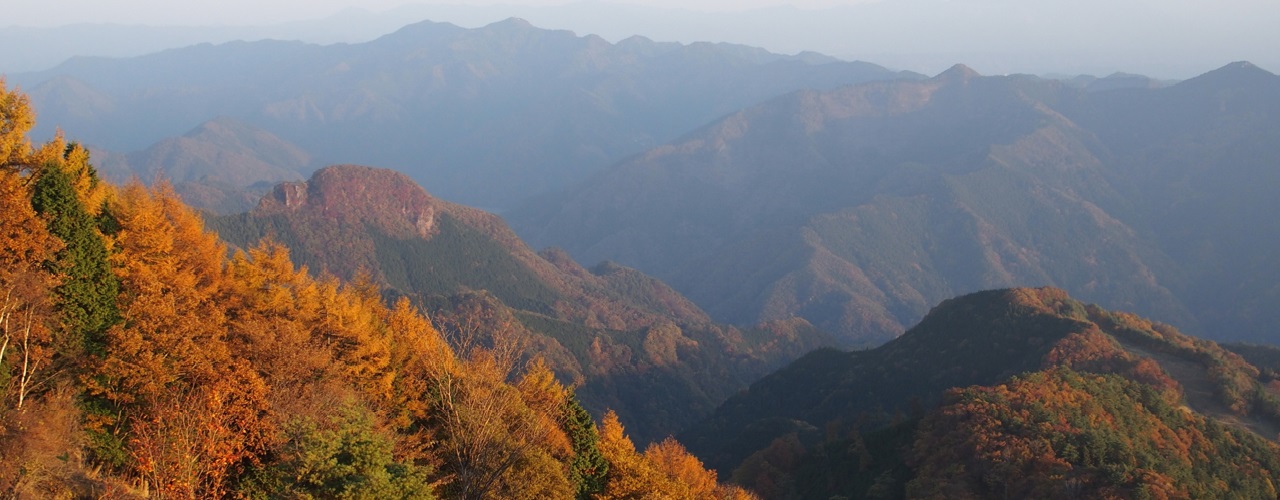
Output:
[682, 287, 1280, 498]
[258, 165, 438, 240]
[934, 63, 980, 83]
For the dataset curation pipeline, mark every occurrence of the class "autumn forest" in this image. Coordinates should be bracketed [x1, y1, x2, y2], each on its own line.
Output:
[0, 83, 756, 498]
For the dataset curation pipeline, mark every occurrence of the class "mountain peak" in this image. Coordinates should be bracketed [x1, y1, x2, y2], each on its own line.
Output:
[1178, 60, 1278, 90]
[485, 17, 536, 32]
[183, 115, 249, 138]
[935, 63, 981, 82]
[258, 165, 438, 239]
[375, 19, 466, 47]
[1223, 60, 1264, 71]
[1207, 61, 1275, 78]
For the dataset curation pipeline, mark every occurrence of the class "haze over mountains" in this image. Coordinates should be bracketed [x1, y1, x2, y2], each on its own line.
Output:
[11, 18, 909, 211]
[93, 117, 313, 213]
[14, 15, 1280, 348]
[5, 1, 1279, 78]
[514, 61, 1280, 346]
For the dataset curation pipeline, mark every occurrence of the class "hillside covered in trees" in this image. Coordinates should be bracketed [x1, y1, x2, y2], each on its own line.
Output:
[682, 287, 1280, 499]
[0, 83, 757, 498]
[205, 164, 833, 444]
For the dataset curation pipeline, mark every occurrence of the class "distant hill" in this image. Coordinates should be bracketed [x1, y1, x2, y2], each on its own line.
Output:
[95, 116, 313, 213]
[513, 62, 1280, 346]
[206, 165, 834, 442]
[680, 287, 1280, 498]
[15, 18, 913, 211]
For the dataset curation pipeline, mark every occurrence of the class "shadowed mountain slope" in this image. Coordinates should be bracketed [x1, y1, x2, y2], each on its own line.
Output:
[514, 62, 1280, 346]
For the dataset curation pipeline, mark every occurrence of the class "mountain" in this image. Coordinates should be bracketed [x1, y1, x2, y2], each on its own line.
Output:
[512, 62, 1280, 346]
[205, 165, 834, 442]
[0, 102, 757, 497]
[680, 287, 1280, 498]
[0, 10, 418, 74]
[93, 116, 314, 213]
[1056, 72, 1170, 92]
[14, 18, 914, 211]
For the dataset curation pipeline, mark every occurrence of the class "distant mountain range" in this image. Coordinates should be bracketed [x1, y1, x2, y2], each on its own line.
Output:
[206, 165, 834, 443]
[5, 1, 1277, 78]
[12, 18, 912, 211]
[513, 61, 1280, 346]
[680, 287, 1280, 498]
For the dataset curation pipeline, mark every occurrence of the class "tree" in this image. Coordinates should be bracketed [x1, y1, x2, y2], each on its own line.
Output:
[246, 401, 434, 499]
[562, 395, 608, 499]
[644, 437, 718, 499]
[0, 167, 61, 411]
[384, 296, 453, 460]
[430, 353, 543, 499]
[128, 385, 251, 497]
[596, 410, 678, 499]
[0, 79, 34, 168]
[30, 163, 119, 357]
[93, 182, 272, 488]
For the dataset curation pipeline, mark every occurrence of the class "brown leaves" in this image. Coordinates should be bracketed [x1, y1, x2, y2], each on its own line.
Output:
[129, 386, 250, 497]
[0, 167, 59, 411]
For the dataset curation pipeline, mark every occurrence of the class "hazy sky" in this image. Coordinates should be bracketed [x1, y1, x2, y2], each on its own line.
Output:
[5, 0, 1279, 78]
[5, 0, 877, 26]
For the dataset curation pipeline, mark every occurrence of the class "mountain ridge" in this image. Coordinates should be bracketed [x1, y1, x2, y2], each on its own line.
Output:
[680, 287, 1280, 498]
[513, 61, 1279, 345]
[15, 17, 915, 211]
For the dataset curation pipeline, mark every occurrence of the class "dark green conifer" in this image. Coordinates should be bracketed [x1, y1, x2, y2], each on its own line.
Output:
[30, 163, 119, 355]
[563, 394, 609, 499]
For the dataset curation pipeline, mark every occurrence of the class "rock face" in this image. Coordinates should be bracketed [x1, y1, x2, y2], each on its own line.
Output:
[257, 165, 437, 240]
[270, 181, 308, 209]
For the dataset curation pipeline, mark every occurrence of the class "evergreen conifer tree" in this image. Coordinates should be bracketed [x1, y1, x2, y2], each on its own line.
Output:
[31, 163, 119, 355]
[563, 394, 608, 499]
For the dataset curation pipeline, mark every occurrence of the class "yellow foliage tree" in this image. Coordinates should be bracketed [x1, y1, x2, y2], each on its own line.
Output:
[643, 438, 718, 498]
[597, 410, 679, 499]
[0, 79, 35, 168]
[0, 166, 61, 411]
[91, 181, 270, 493]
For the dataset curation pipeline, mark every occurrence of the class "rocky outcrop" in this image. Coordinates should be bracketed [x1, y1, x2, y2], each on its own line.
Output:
[257, 164, 437, 240]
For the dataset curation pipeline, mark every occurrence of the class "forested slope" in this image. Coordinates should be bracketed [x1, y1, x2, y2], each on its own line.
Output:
[682, 287, 1280, 499]
[0, 81, 756, 498]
